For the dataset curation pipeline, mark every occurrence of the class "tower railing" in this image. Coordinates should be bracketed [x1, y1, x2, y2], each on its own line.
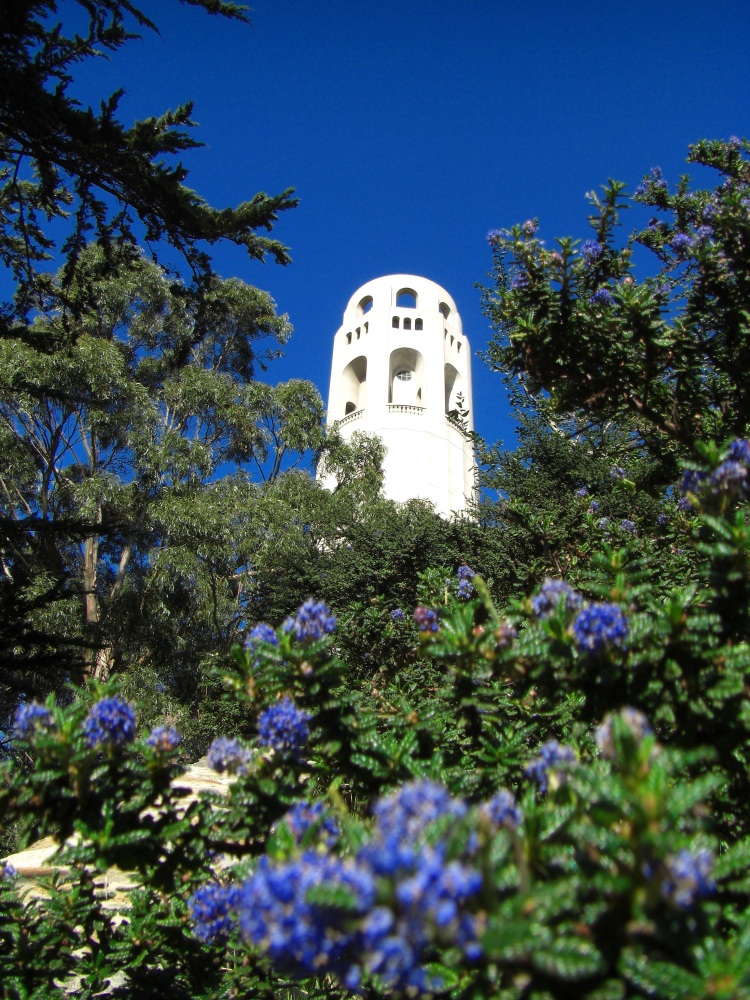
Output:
[387, 404, 425, 416]
[337, 409, 364, 428]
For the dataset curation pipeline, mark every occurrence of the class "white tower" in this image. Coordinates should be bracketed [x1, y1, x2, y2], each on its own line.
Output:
[320, 275, 476, 517]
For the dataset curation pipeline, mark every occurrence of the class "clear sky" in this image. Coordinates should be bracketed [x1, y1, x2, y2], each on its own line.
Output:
[69, 0, 750, 452]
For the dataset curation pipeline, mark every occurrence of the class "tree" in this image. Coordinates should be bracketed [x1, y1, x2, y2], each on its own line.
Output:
[0, 246, 324, 704]
[1, 1, 296, 344]
[481, 138, 750, 461]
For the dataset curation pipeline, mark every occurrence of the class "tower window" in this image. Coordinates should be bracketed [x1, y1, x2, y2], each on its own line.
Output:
[439, 301, 451, 319]
[457, 341, 461, 352]
[392, 316, 400, 328]
[396, 288, 418, 308]
[403, 317, 412, 330]
[358, 295, 373, 315]
[356, 328, 361, 339]
[415, 318, 423, 331]
[346, 332, 352, 344]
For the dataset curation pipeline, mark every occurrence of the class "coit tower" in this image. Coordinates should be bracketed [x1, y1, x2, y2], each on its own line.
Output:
[319, 275, 476, 517]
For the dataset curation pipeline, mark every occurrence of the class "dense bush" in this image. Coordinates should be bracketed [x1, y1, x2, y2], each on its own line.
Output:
[3, 435, 750, 998]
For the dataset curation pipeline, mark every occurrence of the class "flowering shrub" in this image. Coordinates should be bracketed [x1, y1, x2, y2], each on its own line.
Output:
[4, 139, 750, 997]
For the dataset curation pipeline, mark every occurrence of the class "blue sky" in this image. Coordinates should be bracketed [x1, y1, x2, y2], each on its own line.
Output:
[69, 0, 750, 452]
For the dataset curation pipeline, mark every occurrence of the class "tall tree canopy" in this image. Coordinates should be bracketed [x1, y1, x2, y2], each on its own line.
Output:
[482, 138, 750, 462]
[0, 0, 296, 344]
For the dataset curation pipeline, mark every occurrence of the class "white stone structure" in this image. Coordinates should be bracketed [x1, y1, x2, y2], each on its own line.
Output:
[320, 275, 476, 517]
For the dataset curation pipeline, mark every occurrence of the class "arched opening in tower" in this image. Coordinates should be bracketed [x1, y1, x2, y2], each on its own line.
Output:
[389, 348, 423, 405]
[444, 363, 464, 415]
[341, 355, 367, 417]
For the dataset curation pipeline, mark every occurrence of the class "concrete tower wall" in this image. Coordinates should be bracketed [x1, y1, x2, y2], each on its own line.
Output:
[321, 275, 476, 517]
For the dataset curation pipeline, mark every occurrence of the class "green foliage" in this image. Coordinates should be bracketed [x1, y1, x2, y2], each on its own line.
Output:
[1, 0, 295, 343]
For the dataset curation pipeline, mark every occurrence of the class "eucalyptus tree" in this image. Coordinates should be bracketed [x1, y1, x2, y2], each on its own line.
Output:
[0, 247, 324, 700]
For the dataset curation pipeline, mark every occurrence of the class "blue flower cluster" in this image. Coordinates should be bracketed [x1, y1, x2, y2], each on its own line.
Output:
[589, 287, 613, 307]
[510, 273, 529, 290]
[285, 598, 337, 642]
[634, 166, 667, 198]
[146, 725, 182, 753]
[595, 708, 653, 761]
[581, 240, 603, 262]
[207, 736, 252, 776]
[257, 698, 311, 758]
[482, 789, 522, 830]
[610, 465, 627, 480]
[188, 882, 241, 943]
[413, 607, 439, 633]
[83, 696, 136, 749]
[671, 232, 695, 257]
[662, 849, 715, 909]
[14, 702, 55, 740]
[456, 564, 476, 600]
[525, 740, 577, 794]
[1, 861, 18, 881]
[575, 486, 589, 497]
[192, 780, 500, 993]
[573, 603, 629, 655]
[620, 518, 637, 535]
[240, 852, 374, 988]
[390, 608, 406, 622]
[278, 800, 340, 847]
[245, 621, 278, 656]
[531, 578, 583, 620]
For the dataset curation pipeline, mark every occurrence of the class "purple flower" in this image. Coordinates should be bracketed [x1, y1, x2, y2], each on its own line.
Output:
[238, 852, 374, 982]
[662, 849, 715, 909]
[589, 288, 614, 307]
[679, 468, 706, 496]
[694, 225, 714, 243]
[575, 486, 589, 497]
[2, 861, 18, 880]
[14, 702, 55, 740]
[525, 740, 576, 794]
[245, 622, 278, 653]
[728, 438, 750, 464]
[188, 882, 241, 942]
[595, 708, 653, 761]
[709, 460, 748, 494]
[257, 698, 311, 758]
[207, 736, 252, 775]
[581, 240, 603, 262]
[494, 622, 518, 649]
[588, 500, 601, 513]
[598, 517, 610, 531]
[487, 228, 503, 245]
[610, 466, 627, 480]
[146, 725, 182, 752]
[277, 801, 340, 847]
[413, 607, 439, 633]
[510, 273, 529, 290]
[456, 564, 476, 600]
[482, 790, 522, 830]
[390, 608, 406, 622]
[285, 598, 337, 642]
[671, 233, 695, 257]
[620, 518, 637, 535]
[521, 219, 538, 236]
[573, 603, 629, 655]
[531, 578, 582, 619]
[83, 697, 136, 749]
